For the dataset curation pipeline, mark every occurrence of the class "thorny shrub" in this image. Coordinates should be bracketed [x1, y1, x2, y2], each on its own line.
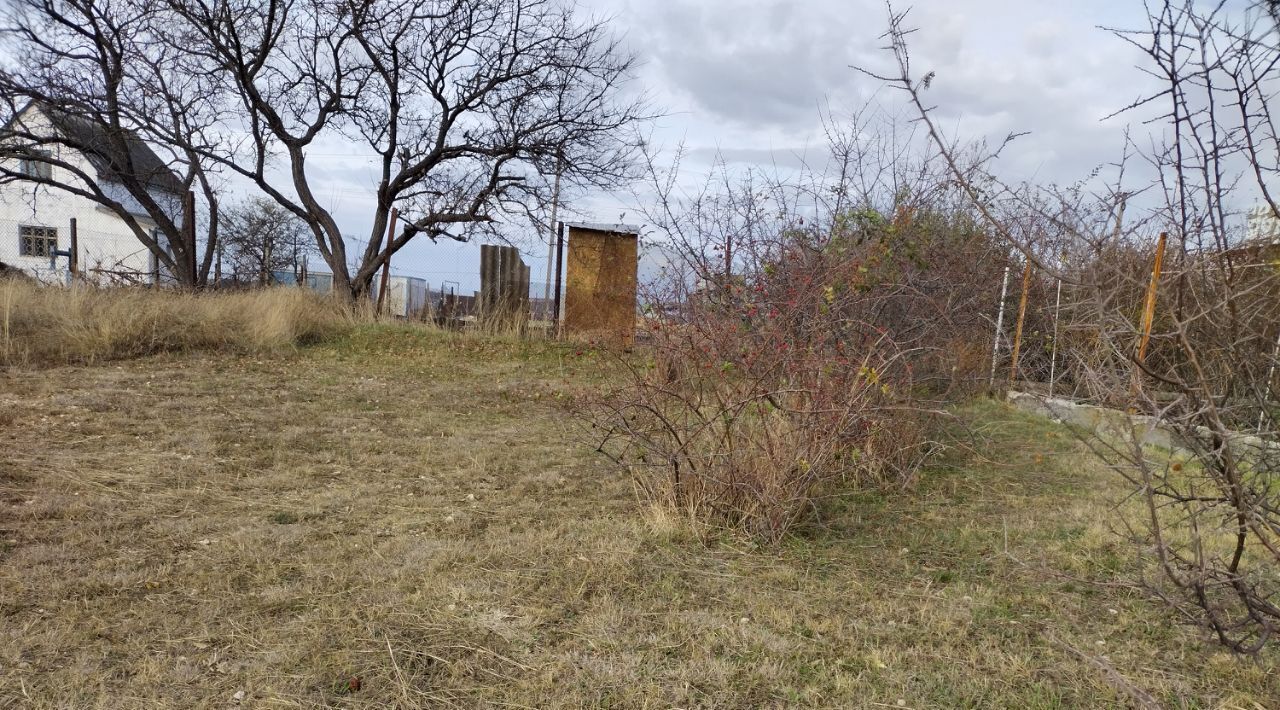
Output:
[876, 0, 1280, 652]
[582, 207, 1002, 542]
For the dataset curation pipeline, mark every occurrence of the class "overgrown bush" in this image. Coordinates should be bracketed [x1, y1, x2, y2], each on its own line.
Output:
[871, 0, 1280, 652]
[583, 207, 996, 541]
[0, 281, 353, 367]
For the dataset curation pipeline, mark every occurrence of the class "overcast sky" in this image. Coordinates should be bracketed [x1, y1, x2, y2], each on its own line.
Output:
[309, 0, 1167, 290]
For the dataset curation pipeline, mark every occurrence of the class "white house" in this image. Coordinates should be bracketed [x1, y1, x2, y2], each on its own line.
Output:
[0, 103, 184, 283]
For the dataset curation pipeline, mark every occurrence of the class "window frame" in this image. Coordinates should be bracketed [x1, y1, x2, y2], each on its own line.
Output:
[18, 148, 53, 180]
[18, 225, 58, 258]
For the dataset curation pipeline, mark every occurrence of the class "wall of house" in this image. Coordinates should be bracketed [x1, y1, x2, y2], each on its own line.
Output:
[0, 108, 179, 285]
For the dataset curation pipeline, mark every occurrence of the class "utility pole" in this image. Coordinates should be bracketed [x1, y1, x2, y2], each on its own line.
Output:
[542, 151, 563, 322]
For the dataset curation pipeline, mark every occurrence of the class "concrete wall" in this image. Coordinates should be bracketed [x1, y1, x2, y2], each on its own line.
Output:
[1006, 390, 1277, 461]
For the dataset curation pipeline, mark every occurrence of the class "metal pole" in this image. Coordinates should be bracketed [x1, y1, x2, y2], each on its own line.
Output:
[376, 207, 399, 316]
[1048, 275, 1063, 397]
[553, 221, 566, 336]
[989, 262, 1012, 387]
[184, 190, 197, 288]
[1008, 261, 1033, 387]
[1259, 329, 1280, 433]
[542, 154, 563, 320]
[68, 217, 78, 281]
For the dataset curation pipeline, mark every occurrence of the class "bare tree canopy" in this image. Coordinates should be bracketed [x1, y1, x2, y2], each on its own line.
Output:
[219, 196, 314, 285]
[0, 0, 647, 297]
[171, 0, 647, 298]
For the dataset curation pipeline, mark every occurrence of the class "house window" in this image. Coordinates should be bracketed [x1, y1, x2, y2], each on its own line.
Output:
[18, 149, 53, 180]
[18, 225, 57, 258]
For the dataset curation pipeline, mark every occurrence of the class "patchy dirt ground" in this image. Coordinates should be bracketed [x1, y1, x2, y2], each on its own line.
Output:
[1, 326, 1276, 708]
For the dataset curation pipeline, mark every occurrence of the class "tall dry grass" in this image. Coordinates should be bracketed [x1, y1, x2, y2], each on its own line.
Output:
[0, 280, 354, 367]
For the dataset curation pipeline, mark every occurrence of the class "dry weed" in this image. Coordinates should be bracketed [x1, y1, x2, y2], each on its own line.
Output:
[0, 281, 353, 367]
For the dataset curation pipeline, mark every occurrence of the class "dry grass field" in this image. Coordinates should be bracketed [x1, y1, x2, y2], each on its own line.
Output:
[2, 325, 1278, 708]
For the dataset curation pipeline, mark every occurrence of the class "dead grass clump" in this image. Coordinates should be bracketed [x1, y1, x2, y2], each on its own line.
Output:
[0, 281, 353, 366]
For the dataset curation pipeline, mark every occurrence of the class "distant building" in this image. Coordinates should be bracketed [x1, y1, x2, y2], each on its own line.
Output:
[0, 102, 183, 282]
[1246, 204, 1280, 244]
[373, 274, 430, 319]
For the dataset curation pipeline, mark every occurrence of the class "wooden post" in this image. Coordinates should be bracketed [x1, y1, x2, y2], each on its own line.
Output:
[1008, 260, 1033, 386]
[1130, 232, 1168, 407]
[480, 244, 496, 321]
[553, 221, 565, 336]
[68, 217, 78, 279]
[518, 261, 531, 327]
[499, 245, 517, 328]
[376, 207, 399, 316]
[1137, 232, 1168, 364]
[149, 228, 160, 287]
[261, 237, 272, 286]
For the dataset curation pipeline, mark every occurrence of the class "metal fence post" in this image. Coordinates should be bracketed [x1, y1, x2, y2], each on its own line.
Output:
[553, 221, 565, 336]
[989, 261, 1012, 387]
[68, 217, 78, 280]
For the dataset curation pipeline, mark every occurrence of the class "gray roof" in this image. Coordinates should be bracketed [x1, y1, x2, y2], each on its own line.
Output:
[563, 221, 642, 235]
[31, 103, 185, 195]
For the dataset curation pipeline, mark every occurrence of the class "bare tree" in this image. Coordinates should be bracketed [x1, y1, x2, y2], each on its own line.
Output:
[219, 196, 313, 285]
[0, 0, 226, 287]
[164, 0, 647, 300]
